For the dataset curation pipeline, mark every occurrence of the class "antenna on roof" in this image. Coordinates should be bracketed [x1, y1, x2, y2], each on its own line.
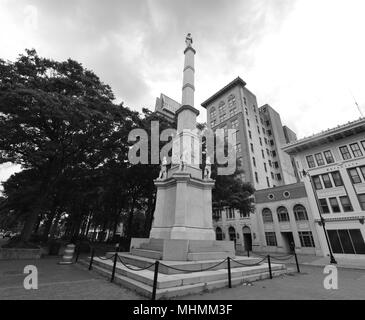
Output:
[349, 89, 364, 117]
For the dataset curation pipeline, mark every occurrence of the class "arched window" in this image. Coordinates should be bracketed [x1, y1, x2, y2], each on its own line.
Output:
[216, 227, 223, 240]
[294, 205, 308, 221]
[228, 226, 236, 241]
[210, 107, 216, 118]
[218, 101, 226, 113]
[277, 206, 290, 222]
[262, 208, 273, 223]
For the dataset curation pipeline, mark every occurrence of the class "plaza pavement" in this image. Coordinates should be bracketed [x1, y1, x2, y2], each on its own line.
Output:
[0, 255, 364, 300]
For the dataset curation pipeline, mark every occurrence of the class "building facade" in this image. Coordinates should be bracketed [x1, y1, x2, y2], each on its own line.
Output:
[253, 182, 322, 255]
[201, 77, 299, 250]
[155, 93, 181, 122]
[283, 118, 365, 257]
[201, 77, 298, 191]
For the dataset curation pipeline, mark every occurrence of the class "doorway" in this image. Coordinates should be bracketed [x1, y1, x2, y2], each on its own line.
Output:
[242, 226, 252, 251]
[281, 232, 295, 253]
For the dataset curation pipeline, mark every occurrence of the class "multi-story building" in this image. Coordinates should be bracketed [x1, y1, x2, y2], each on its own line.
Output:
[282, 118, 365, 257]
[201, 77, 298, 191]
[253, 182, 322, 255]
[155, 93, 181, 122]
[202, 77, 299, 250]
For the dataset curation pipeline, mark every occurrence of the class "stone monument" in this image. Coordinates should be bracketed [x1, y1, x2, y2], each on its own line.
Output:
[130, 34, 235, 261]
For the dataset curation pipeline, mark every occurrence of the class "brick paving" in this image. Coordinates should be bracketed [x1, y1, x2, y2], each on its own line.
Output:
[0, 256, 364, 300]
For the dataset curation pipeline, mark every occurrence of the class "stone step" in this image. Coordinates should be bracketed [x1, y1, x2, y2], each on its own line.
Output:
[106, 252, 264, 275]
[130, 248, 163, 260]
[187, 251, 234, 261]
[78, 258, 288, 299]
[139, 243, 164, 252]
[89, 257, 285, 289]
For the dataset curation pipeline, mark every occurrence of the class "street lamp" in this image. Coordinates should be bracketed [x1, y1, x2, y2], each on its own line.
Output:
[302, 169, 337, 264]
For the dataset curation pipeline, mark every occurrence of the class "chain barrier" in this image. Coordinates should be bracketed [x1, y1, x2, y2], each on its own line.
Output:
[159, 258, 228, 273]
[230, 256, 267, 267]
[117, 255, 156, 271]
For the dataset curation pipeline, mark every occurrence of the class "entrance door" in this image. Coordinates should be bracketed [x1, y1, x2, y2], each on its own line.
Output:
[242, 226, 252, 251]
[282, 232, 295, 253]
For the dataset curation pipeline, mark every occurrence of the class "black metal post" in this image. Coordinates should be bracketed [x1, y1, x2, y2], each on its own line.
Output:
[88, 247, 95, 271]
[227, 257, 232, 288]
[110, 243, 120, 282]
[267, 255, 272, 279]
[247, 249, 250, 257]
[303, 170, 337, 265]
[75, 245, 80, 263]
[294, 250, 300, 273]
[151, 261, 159, 300]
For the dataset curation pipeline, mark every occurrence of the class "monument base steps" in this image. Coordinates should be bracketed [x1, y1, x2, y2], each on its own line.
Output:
[79, 254, 290, 299]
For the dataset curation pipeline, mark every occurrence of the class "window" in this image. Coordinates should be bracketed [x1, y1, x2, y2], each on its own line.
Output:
[243, 97, 247, 105]
[339, 146, 352, 160]
[253, 157, 256, 167]
[322, 174, 333, 188]
[269, 160, 272, 167]
[274, 162, 279, 169]
[262, 208, 273, 223]
[358, 194, 365, 210]
[277, 206, 289, 222]
[299, 231, 315, 247]
[265, 232, 277, 246]
[360, 166, 365, 180]
[257, 126, 260, 134]
[231, 119, 239, 129]
[259, 137, 262, 146]
[216, 227, 223, 241]
[228, 95, 236, 109]
[266, 149, 270, 156]
[319, 199, 330, 214]
[248, 130, 252, 139]
[294, 205, 308, 221]
[237, 157, 243, 168]
[210, 119, 216, 127]
[250, 143, 254, 153]
[255, 116, 258, 123]
[327, 229, 365, 254]
[264, 163, 267, 172]
[210, 107, 216, 118]
[324, 150, 334, 164]
[268, 129, 272, 136]
[226, 208, 235, 219]
[253, 105, 256, 113]
[361, 140, 365, 151]
[270, 140, 274, 146]
[264, 138, 268, 145]
[247, 119, 250, 127]
[312, 175, 323, 190]
[245, 108, 248, 115]
[329, 197, 341, 213]
[315, 153, 325, 166]
[218, 102, 225, 113]
[255, 172, 259, 183]
[261, 150, 265, 159]
[236, 143, 242, 154]
[339, 196, 353, 212]
[350, 143, 363, 157]
[348, 168, 362, 184]
[272, 150, 277, 157]
[266, 177, 270, 187]
[230, 108, 236, 117]
[331, 171, 343, 187]
[306, 155, 316, 168]
[271, 172, 274, 179]
[220, 113, 227, 121]
[276, 174, 282, 181]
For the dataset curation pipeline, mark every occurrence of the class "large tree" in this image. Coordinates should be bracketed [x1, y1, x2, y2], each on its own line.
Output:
[0, 49, 139, 243]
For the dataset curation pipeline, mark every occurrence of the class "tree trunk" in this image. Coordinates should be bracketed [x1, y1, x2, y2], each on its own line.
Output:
[49, 211, 62, 241]
[20, 210, 39, 242]
[42, 210, 56, 242]
[126, 196, 137, 242]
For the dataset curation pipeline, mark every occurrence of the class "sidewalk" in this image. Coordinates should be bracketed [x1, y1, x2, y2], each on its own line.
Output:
[0, 257, 144, 300]
[247, 252, 365, 270]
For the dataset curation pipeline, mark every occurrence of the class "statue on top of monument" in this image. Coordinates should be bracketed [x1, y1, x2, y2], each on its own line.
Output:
[158, 156, 168, 180]
[204, 156, 212, 180]
[185, 33, 193, 48]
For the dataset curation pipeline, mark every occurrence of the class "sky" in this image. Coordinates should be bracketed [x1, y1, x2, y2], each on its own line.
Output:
[1, 0, 365, 186]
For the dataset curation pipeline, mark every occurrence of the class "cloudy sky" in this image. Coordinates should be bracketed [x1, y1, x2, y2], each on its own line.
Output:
[1, 0, 365, 185]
